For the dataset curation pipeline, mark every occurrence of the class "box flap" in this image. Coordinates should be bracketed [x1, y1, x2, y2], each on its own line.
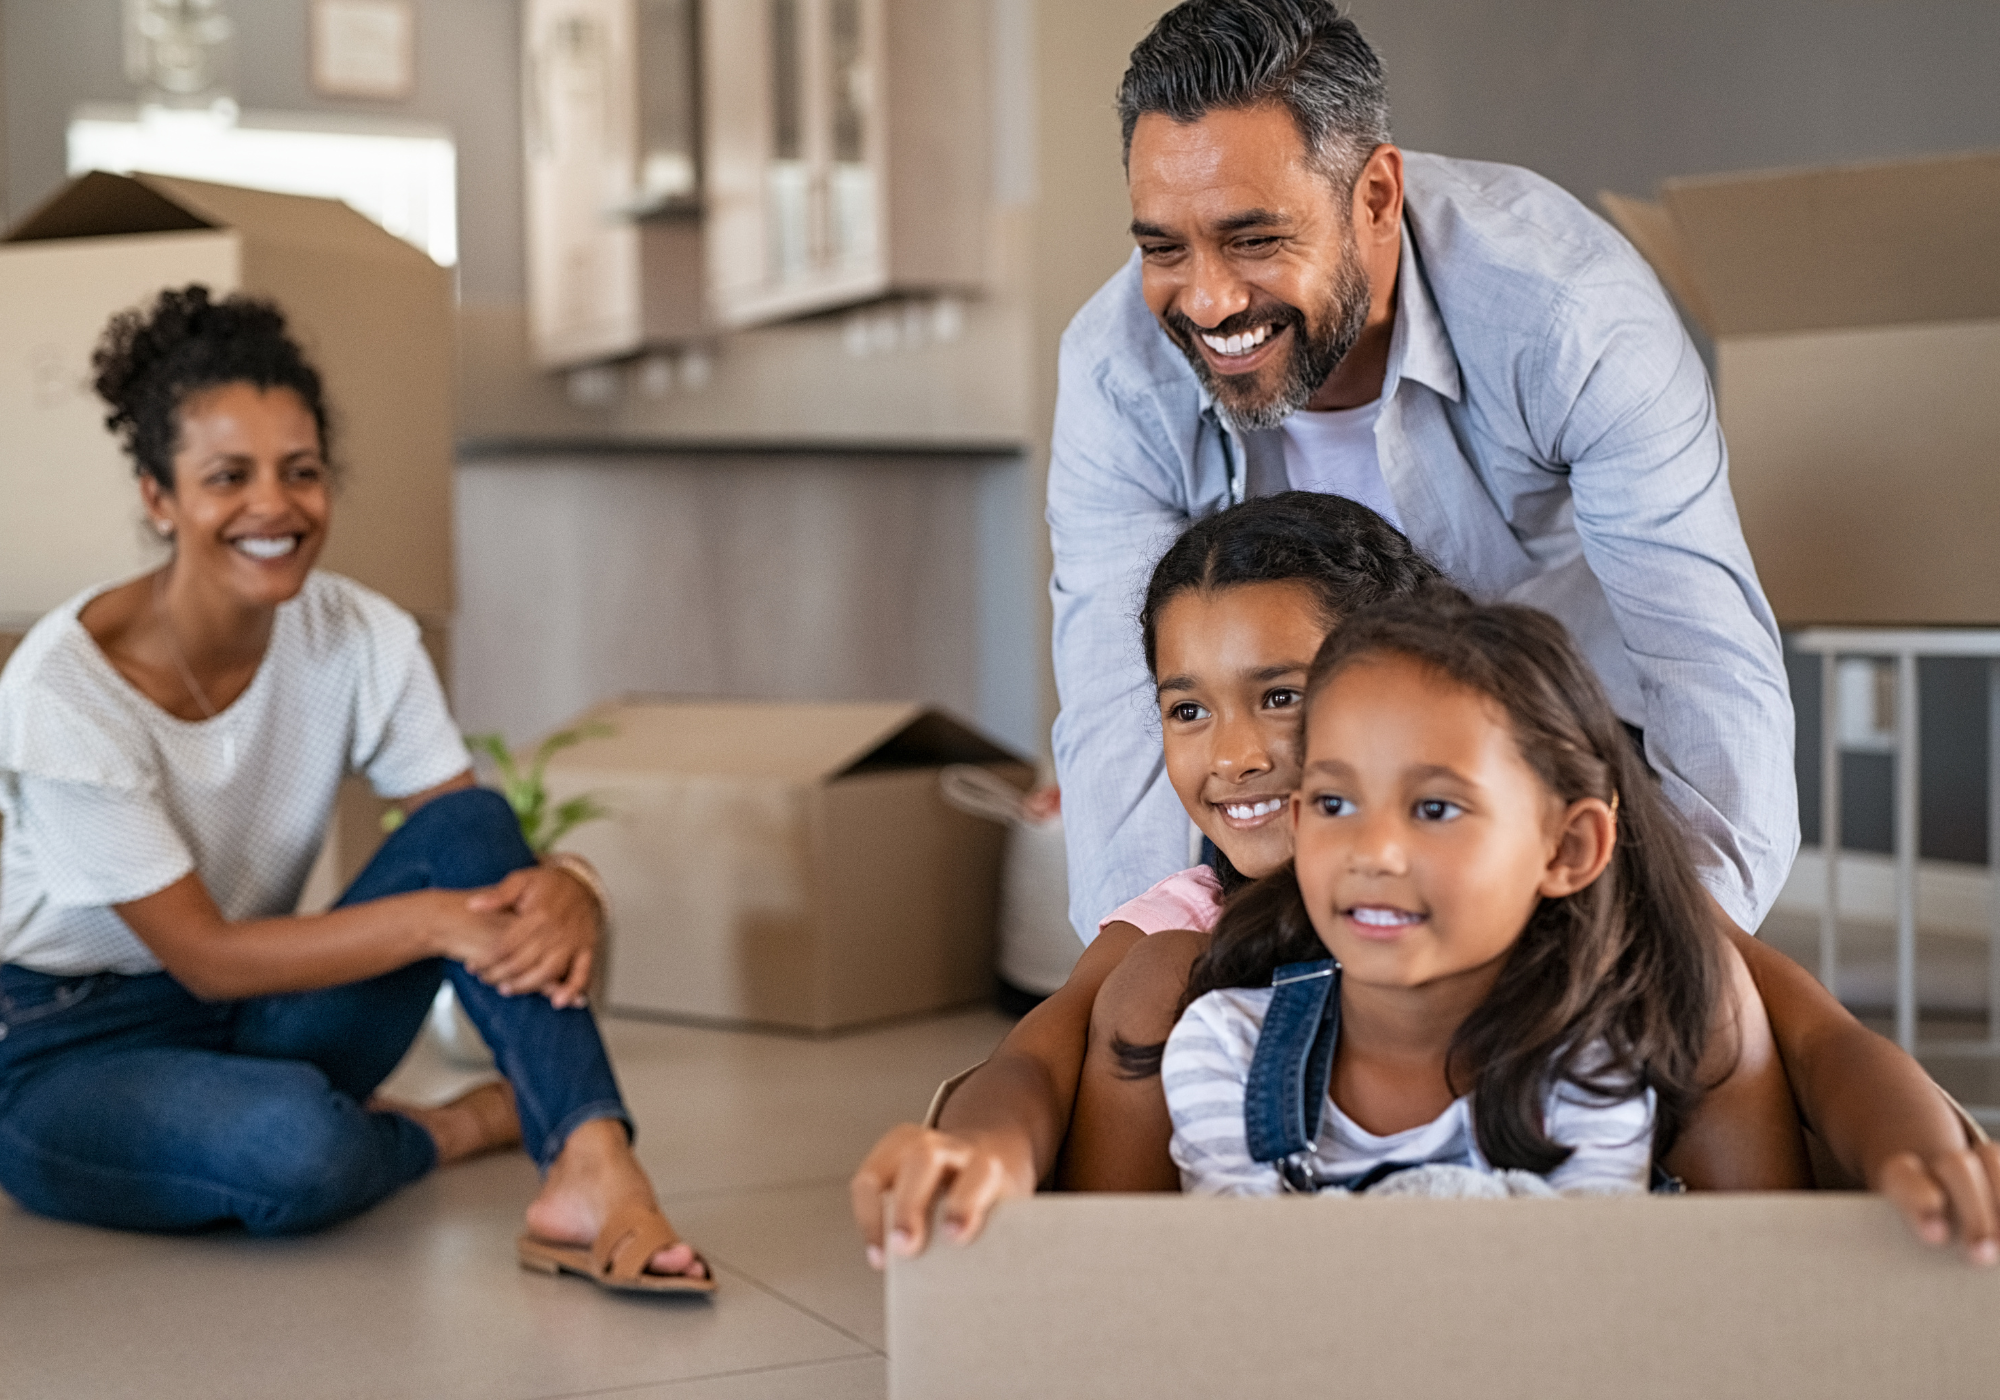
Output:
[2, 169, 215, 243]
[1597, 190, 1718, 335]
[542, 699, 1023, 782]
[132, 174, 431, 265]
[1611, 150, 2000, 337]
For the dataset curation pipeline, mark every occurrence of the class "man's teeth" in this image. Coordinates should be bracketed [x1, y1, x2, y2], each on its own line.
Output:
[1223, 798, 1285, 820]
[1201, 323, 1273, 357]
[1349, 906, 1423, 928]
[234, 536, 298, 560]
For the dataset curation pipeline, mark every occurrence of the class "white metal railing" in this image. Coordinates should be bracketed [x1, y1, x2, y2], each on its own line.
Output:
[1789, 628, 2000, 1057]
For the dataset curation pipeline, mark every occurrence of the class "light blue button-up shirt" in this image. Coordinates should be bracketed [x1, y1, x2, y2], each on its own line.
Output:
[1048, 151, 1797, 940]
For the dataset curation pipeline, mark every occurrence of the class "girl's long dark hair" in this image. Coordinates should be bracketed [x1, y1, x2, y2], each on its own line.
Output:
[1181, 590, 1724, 1169]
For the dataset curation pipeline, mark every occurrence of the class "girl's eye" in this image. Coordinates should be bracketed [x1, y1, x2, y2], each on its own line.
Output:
[1263, 687, 1302, 711]
[1167, 701, 1209, 723]
[1313, 794, 1355, 817]
[286, 463, 324, 484]
[1414, 799, 1462, 822]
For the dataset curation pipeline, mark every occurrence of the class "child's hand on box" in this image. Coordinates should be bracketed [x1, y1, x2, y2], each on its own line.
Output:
[1876, 1141, 2000, 1265]
[850, 1124, 1038, 1268]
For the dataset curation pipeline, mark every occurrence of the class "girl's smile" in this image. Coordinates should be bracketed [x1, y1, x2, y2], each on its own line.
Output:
[1153, 580, 1330, 880]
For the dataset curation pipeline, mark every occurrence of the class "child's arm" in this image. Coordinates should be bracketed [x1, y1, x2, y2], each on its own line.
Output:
[1726, 916, 2000, 1262]
[1056, 927, 1211, 1189]
[1659, 937, 1814, 1189]
[848, 921, 1143, 1264]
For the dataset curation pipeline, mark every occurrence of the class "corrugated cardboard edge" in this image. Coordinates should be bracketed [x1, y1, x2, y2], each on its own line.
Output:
[888, 1194, 2000, 1400]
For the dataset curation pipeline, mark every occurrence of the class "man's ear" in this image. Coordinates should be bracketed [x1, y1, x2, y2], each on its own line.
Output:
[1539, 797, 1617, 899]
[1350, 144, 1404, 245]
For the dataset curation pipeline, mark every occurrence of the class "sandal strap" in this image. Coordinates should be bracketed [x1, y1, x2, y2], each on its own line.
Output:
[591, 1203, 684, 1283]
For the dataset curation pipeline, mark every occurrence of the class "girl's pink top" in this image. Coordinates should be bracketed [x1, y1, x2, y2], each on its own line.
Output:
[1098, 865, 1224, 937]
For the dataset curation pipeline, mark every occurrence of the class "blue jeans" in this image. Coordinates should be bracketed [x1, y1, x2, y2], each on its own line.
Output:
[0, 788, 631, 1236]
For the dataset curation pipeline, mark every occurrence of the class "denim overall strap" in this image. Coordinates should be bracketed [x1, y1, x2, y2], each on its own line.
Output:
[1242, 959, 1342, 1175]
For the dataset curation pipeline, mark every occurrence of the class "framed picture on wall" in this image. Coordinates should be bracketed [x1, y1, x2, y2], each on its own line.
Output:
[310, 0, 416, 100]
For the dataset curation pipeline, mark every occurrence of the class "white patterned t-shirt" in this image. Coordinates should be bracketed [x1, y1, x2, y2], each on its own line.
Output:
[0, 571, 471, 976]
[1165, 985, 1656, 1197]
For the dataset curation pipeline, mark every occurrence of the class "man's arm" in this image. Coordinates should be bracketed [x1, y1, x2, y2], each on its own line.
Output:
[1046, 321, 1206, 939]
[1532, 256, 1799, 929]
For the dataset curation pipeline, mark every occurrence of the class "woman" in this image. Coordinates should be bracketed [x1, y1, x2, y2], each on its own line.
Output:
[0, 286, 708, 1293]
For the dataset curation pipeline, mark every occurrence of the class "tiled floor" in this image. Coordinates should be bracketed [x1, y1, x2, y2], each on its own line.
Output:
[0, 1007, 1014, 1400]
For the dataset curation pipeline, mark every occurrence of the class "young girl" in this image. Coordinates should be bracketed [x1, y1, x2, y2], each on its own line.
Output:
[1165, 592, 1722, 1196]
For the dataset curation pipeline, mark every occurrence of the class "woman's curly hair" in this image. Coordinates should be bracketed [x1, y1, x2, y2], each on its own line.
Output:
[91, 284, 331, 492]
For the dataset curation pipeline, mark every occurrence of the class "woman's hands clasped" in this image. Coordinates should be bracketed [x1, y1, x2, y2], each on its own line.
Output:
[426, 867, 603, 1009]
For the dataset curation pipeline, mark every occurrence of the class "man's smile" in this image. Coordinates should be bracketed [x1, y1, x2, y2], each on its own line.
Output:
[1193, 319, 1290, 377]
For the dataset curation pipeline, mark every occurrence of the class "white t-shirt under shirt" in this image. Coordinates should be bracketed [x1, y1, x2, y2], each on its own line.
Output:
[0, 572, 472, 976]
[1164, 985, 1656, 1197]
[1279, 397, 1403, 533]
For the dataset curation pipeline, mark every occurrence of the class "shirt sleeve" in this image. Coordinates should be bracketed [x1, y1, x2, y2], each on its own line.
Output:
[1164, 993, 1283, 1197]
[1529, 259, 1799, 929]
[10, 774, 194, 908]
[348, 603, 472, 801]
[1046, 331, 1203, 942]
[1542, 1079, 1656, 1196]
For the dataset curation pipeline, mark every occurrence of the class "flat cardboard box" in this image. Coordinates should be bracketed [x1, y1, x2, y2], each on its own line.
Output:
[541, 698, 1031, 1032]
[1602, 151, 2000, 626]
[888, 1194, 2000, 1398]
[0, 171, 455, 630]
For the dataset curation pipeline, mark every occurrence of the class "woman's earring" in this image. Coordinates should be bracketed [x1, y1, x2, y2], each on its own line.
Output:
[153, 519, 173, 539]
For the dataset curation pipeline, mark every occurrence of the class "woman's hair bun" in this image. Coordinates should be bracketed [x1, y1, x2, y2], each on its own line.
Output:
[91, 283, 331, 491]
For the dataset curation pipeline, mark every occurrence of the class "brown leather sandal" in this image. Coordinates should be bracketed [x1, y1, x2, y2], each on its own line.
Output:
[516, 1202, 716, 1294]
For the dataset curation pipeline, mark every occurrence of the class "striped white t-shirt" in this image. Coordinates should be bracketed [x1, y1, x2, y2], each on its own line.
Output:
[0, 572, 471, 976]
[1164, 984, 1656, 1197]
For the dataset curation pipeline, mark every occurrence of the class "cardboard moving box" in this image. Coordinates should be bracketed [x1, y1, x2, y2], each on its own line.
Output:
[542, 699, 1032, 1032]
[1602, 150, 2000, 626]
[0, 171, 454, 630]
[889, 1194, 2000, 1399]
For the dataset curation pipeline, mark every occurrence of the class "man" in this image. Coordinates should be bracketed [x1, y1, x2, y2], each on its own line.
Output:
[850, 0, 2000, 1269]
[1050, 0, 1797, 940]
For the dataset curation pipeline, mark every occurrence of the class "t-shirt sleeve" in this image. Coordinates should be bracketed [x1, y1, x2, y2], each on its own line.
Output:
[347, 600, 472, 800]
[10, 773, 194, 908]
[1098, 865, 1225, 937]
[1542, 1079, 1656, 1196]
[1164, 991, 1282, 1197]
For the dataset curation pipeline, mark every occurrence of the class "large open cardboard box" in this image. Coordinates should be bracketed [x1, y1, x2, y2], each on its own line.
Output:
[0, 171, 455, 633]
[542, 699, 1032, 1032]
[1602, 151, 2000, 626]
[888, 1194, 2000, 1398]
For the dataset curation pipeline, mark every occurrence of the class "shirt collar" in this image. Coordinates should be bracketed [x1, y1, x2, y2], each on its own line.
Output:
[1381, 219, 1462, 404]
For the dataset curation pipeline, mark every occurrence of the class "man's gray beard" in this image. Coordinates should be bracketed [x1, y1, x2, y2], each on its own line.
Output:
[1173, 243, 1374, 434]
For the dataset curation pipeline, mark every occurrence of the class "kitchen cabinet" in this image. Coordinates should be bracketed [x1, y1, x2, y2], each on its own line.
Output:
[702, 0, 988, 329]
[523, 0, 705, 367]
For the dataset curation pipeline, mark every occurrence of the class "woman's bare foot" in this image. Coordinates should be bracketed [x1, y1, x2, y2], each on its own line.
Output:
[523, 1118, 707, 1280]
[374, 1080, 521, 1165]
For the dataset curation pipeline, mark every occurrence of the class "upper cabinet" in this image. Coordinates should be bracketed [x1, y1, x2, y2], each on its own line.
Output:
[704, 0, 988, 329]
[525, 0, 989, 366]
[524, 0, 705, 368]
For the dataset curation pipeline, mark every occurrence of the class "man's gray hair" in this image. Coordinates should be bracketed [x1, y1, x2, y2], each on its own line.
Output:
[1117, 0, 1391, 190]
